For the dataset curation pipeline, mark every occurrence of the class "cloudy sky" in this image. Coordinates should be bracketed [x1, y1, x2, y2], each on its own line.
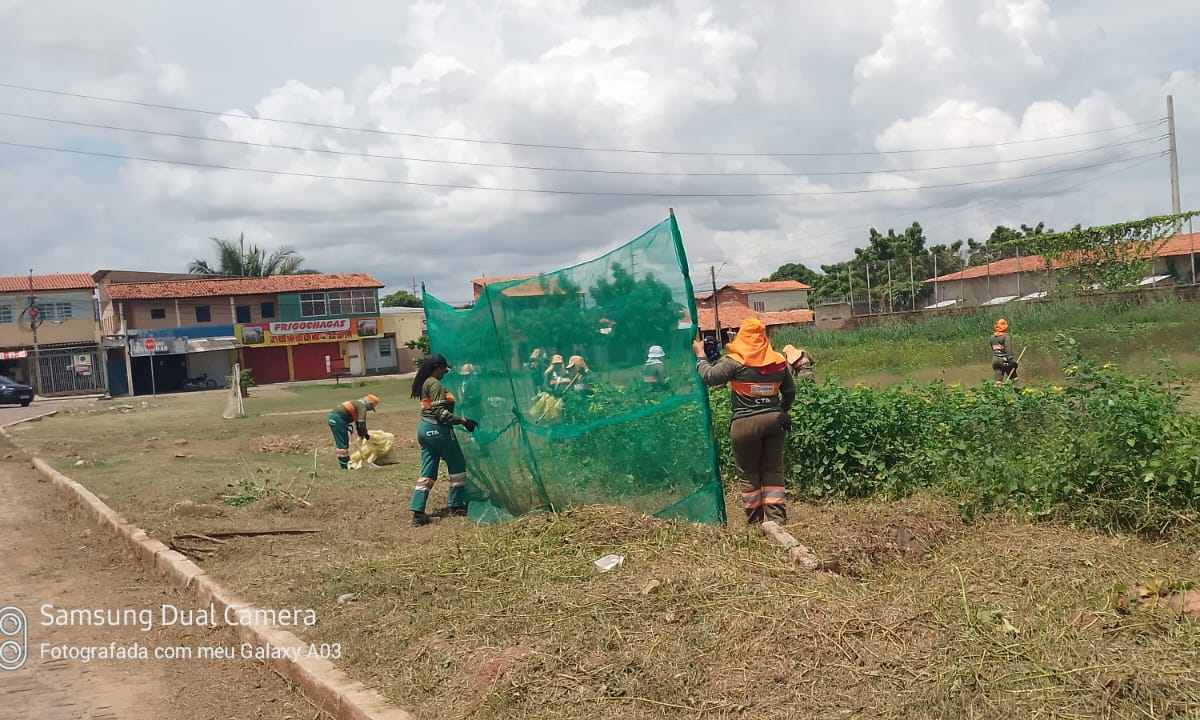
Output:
[1, 0, 1197, 300]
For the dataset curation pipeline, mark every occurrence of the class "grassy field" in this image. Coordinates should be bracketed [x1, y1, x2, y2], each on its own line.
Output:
[10, 342, 1200, 718]
[775, 297, 1200, 391]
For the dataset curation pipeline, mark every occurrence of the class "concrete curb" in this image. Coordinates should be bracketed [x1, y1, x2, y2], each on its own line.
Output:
[1, 409, 58, 427]
[6, 431, 412, 720]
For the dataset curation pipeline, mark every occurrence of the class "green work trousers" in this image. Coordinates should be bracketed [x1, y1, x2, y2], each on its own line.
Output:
[327, 410, 351, 469]
[410, 419, 468, 513]
[729, 411, 788, 524]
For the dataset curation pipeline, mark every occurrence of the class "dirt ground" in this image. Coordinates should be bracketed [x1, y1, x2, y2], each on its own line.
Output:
[9, 381, 1200, 718]
[0, 446, 320, 720]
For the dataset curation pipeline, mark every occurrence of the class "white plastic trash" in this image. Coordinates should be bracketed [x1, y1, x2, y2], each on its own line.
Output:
[594, 554, 625, 572]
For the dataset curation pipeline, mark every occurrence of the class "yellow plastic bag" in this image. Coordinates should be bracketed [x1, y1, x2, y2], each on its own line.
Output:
[348, 430, 400, 469]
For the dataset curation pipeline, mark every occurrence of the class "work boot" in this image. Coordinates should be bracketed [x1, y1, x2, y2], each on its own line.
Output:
[447, 506, 468, 518]
[411, 511, 432, 528]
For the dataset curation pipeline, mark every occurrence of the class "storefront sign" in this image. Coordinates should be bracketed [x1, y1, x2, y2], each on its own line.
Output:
[72, 354, 93, 377]
[0, 350, 28, 360]
[237, 317, 379, 347]
[129, 337, 187, 356]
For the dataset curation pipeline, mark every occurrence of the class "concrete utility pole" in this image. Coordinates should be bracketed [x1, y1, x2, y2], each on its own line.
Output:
[865, 263, 873, 315]
[1168, 95, 1183, 232]
[846, 267, 854, 317]
[710, 266, 723, 350]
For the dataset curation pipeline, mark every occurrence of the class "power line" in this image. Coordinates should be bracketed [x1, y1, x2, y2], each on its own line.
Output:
[0, 81, 1165, 158]
[0, 109, 1166, 178]
[0, 138, 1165, 198]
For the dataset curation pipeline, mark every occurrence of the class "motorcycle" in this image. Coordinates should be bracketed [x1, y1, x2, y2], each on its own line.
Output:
[182, 373, 220, 391]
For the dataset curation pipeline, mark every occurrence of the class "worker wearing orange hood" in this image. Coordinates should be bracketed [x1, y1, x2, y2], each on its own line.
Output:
[990, 318, 1018, 383]
[694, 319, 796, 525]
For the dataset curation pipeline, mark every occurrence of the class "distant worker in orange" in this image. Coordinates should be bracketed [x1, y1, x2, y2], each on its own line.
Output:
[990, 318, 1018, 383]
[781, 344, 815, 380]
[327, 394, 380, 470]
[694, 319, 795, 525]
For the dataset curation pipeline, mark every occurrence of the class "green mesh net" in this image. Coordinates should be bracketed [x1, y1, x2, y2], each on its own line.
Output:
[423, 215, 726, 524]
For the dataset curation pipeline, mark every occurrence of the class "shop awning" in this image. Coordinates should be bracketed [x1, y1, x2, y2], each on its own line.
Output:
[186, 337, 239, 353]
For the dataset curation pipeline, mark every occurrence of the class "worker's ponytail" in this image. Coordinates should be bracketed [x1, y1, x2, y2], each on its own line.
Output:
[410, 353, 449, 398]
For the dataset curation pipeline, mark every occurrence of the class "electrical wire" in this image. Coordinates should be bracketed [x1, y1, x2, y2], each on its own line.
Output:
[0, 110, 1166, 178]
[0, 138, 1165, 198]
[0, 81, 1165, 158]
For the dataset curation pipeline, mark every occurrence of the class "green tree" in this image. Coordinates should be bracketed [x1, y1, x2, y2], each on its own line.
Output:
[591, 264, 682, 363]
[382, 289, 422, 307]
[765, 262, 821, 286]
[965, 222, 1052, 266]
[188, 233, 312, 276]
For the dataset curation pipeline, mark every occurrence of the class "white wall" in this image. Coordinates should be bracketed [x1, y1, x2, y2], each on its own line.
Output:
[185, 350, 233, 384]
[748, 290, 808, 311]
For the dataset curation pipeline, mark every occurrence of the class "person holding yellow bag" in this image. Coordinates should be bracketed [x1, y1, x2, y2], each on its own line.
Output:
[694, 319, 795, 525]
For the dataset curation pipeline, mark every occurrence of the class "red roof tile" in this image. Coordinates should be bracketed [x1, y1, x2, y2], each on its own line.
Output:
[0, 273, 95, 293]
[725, 280, 812, 292]
[105, 273, 383, 300]
[926, 233, 1200, 283]
[472, 274, 536, 287]
[697, 303, 813, 332]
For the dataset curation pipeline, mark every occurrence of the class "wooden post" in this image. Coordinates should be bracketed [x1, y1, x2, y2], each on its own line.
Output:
[711, 265, 723, 349]
[909, 256, 916, 310]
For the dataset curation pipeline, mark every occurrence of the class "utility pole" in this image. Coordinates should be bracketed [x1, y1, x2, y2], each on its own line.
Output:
[1168, 95, 1183, 233]
[887, 260, 894, 313]
[933, 253, 939, 304]
[908, 256, 916, 310]
[710, 266, 723, 350]
[1016, 245, 1023, 297]
[865, 263, 873, 315]
[26, 270, 43, 397]
[846, 267, 854, 317]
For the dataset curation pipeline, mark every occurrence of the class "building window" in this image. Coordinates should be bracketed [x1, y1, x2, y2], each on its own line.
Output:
[38, 302, 73, 321]
[0, 306, 13, 324]
[351, 289, 377, 314]
[195, 305, 212, 323]
[150, 308, 166, 320]
[752, 301, 766, 312]
[261, 302, 276, 319]
[299, 292, 327, 317]
[326, 291, 352, 316]
[378, 338, 393, 357]
[235, 305, 251, 323]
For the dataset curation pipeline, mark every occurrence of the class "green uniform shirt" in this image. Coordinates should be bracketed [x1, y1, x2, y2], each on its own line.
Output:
[420, 377, 458, 426]
[642, 361, 667, 386]
[990, 333, 1015, 367]
[696, 356, 796, 420]
[334, 398, 369, 436]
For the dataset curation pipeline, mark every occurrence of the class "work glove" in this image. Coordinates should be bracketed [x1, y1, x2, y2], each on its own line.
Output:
[462, 418, 479, 433]
[778, 412, 792, 434]
[355, 423, 368, 437]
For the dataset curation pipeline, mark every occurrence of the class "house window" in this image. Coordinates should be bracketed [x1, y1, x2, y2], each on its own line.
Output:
[0, 306, 12, 324]
[326, 291, 352, 316]
[235, 305, 251, 323]
[38, 302, 73, 321]
[299, 292, 327, 317]
[150, 308, 166, 320]
[350, 289, 377, 314]
[753, 301, 766, 312]
[195, 305, 212, 323]
[261, 302, 276, 319]
[378, 338, 393, 357]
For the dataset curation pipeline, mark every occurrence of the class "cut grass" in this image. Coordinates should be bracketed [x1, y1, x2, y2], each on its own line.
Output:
[10, 328, 1200, 718]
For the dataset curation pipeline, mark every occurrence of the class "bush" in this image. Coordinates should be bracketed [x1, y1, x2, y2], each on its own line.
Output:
[709, 335, 1200, 533]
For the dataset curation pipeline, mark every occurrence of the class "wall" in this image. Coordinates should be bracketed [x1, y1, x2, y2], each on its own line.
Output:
[123, 295, 276, 330]
[814, 303, 852, 330]
[932, 271, 1052, 307]
[185, 349, 235, 384]
[379, 309, 425, 345]
[0, 290, 98, 347]
[746, 289, 809, 311]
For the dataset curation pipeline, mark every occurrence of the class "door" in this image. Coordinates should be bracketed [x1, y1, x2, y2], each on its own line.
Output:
[347, 341, 363, 376]
[106, 349, 129, 396]
[292, 342, 342, 381]
[244, 346, 290, 385]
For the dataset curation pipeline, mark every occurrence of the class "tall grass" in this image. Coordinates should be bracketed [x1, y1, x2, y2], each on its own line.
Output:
[775, 297, 1195, 350]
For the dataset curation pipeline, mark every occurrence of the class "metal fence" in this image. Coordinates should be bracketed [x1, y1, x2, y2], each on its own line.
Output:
[36, 347, 106, 395]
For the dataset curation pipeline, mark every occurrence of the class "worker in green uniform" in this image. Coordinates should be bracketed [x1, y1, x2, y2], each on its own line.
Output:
[642, 345, 668, 388]
[990, 318, 1018, 383]
[694, 318, 795, 525]
[327, 393, 380, 470]
[409, 354, 478, 527]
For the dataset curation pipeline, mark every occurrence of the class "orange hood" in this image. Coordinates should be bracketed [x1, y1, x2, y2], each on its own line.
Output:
[725, 318, 785, 367]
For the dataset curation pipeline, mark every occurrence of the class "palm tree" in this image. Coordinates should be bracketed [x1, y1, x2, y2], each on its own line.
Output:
[188, 233, 314, 277]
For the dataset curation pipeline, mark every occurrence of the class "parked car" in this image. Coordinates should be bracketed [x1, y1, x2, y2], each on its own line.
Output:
[0, 375, 33, 406]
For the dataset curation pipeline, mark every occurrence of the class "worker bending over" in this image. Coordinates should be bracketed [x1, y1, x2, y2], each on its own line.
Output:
[694, 319, 796, 525]
[410, 353, 478, 527]
[990, 318, 1018, 383]
[327, 394, 380, 470]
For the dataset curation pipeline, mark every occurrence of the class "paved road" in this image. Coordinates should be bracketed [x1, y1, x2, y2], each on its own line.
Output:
[0, 398, 98, 428]
[0, 450, 317, 719]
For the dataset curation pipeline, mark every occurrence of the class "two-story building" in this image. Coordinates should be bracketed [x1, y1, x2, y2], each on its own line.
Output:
[0, 273, 105, 396]
[98, 273, 384, 394]
[697, 281, 811, 312]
